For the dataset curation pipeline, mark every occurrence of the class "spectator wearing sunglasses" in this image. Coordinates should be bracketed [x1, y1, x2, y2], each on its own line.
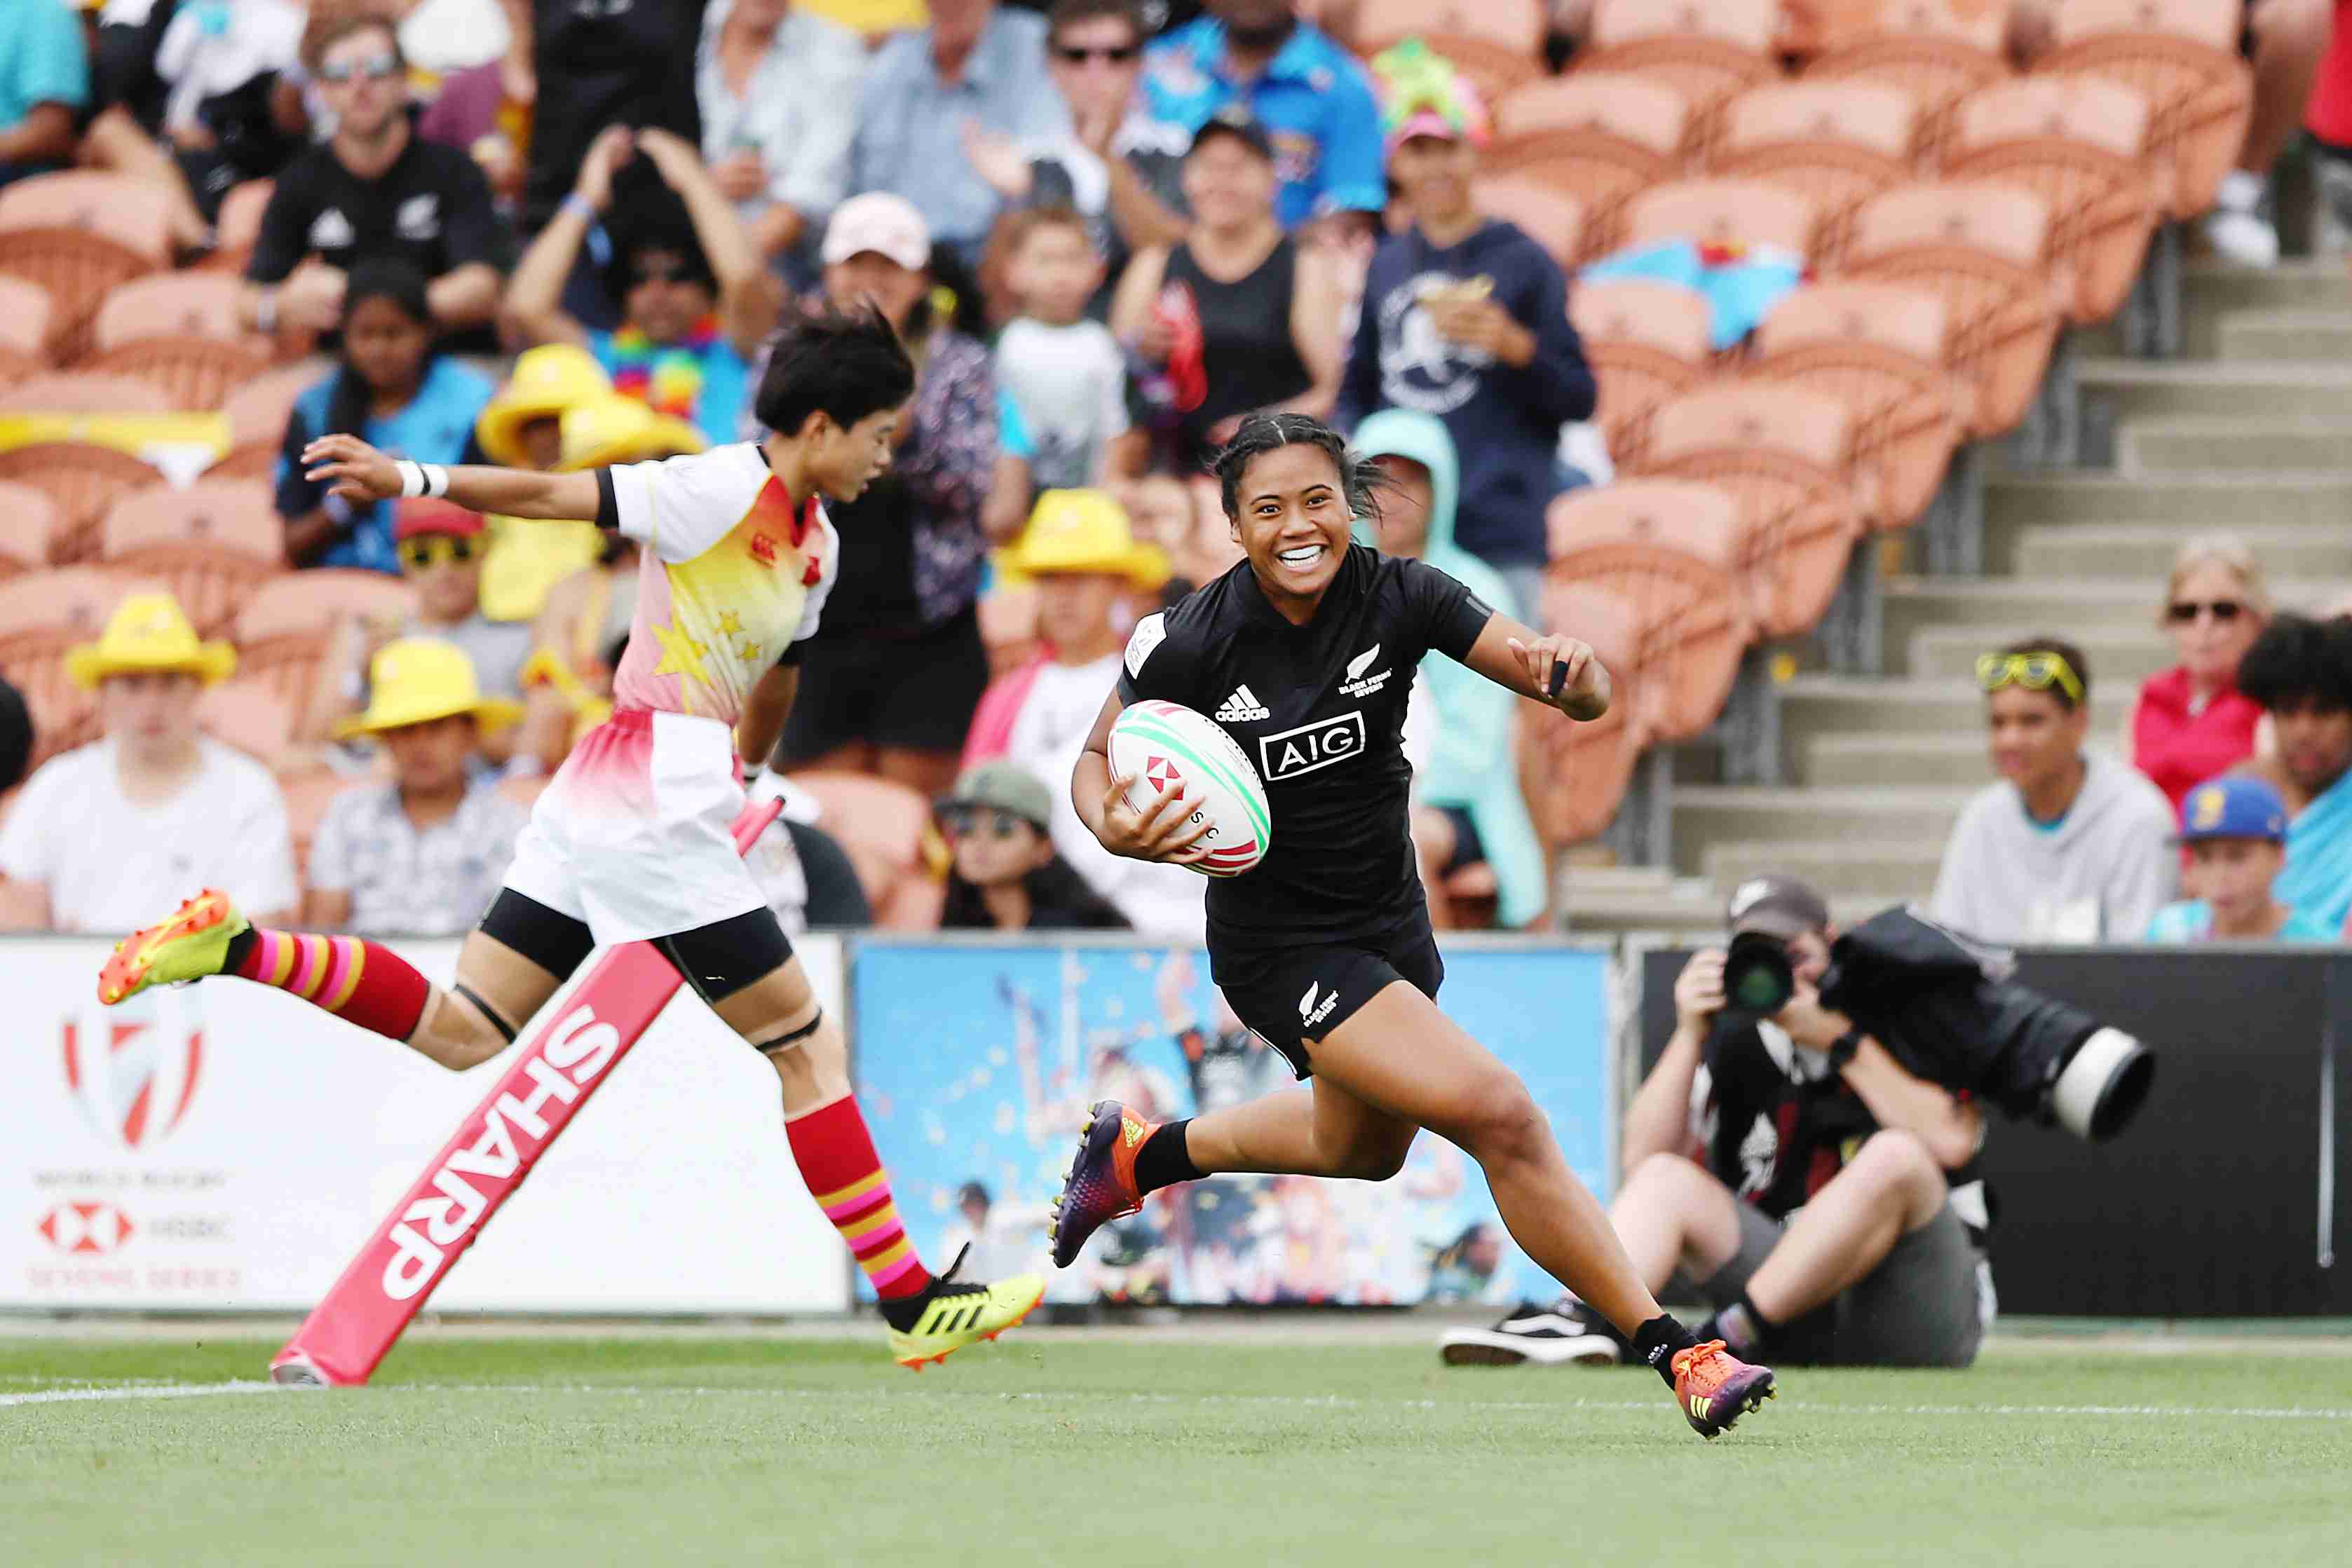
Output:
[243, 10, 505, 341]
[1929, 637, 2175, 945]
[2235, 613, 2352, 935]
[308, 500, 533, 770]
[505, 124, 774, 448]
[937, 762, 1130, 932]
[2130, 535, 2272, 813]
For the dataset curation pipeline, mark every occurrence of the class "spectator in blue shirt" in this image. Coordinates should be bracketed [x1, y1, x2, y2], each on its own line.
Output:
[0, 0, 90, 189]
[276, 260, 494, 575]
[849, 0, 1073, 271]
[1139, 0, 1385, 232]
[2143, 776, 2339, 943]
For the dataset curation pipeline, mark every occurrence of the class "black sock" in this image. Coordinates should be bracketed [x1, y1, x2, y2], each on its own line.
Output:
[1133, 1119, 1201, 1195]
[1632, 1313, 1700, 1389]
[222, 926, 257, 974]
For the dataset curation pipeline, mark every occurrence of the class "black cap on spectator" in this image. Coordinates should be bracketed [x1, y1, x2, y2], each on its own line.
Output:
[1725, 874, 1831, 941]
[1188, 104, 1275, 163]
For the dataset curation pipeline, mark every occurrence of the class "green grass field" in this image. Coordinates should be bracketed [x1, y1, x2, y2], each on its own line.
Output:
[6, 1328, 2347, 1567]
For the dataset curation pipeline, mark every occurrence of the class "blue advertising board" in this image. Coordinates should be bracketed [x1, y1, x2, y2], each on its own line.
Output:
[851, 939, 1613, 1307]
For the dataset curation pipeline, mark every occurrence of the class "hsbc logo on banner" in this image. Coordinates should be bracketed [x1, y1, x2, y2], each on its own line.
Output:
[62, 1001, 203, 1151]
[39, 1201, 136, 1255]
[380, 1004, 623, 1301]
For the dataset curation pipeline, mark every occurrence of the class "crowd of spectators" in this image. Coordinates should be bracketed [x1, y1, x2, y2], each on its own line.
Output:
[0, 0, 2347, 947]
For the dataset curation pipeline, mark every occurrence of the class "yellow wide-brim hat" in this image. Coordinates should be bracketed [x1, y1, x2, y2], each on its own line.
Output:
[555, 393, 710, 472]
[334, 637, 525, 739]
[477, 344, 614, 468]
[994, 489, 1171, 591]
[66, 593, 236, 690]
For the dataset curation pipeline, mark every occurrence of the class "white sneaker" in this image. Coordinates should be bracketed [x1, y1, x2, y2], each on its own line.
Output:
[2201, 170, 2280, 266]
[1439, 1300, 1624, 1366]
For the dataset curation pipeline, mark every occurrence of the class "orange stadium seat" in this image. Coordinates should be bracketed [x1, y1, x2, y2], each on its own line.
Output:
[87, 273, 273, 410]
[233, 569, 416, 721]
[1633, 383, 1863, 640]
[0, 174, 169, 363]
[1944, 76, 2159, 322]
[1574, 0, 1782, 162]
[1521, 580, 1650, 847]
[1356, 0, 1547, 103]
[1803, 0, 2013, 164]
[280, 770, 364, 882]
[0, 373, 170, 415]
[498, 773, 551, 813]
[1545, 479, 1750, 742]
[0, 482, 64, 576]
[1744, 281, 1962, 529]
[1471, 178, 1586, 268]
[1621, 177, 1819, 264]
[196, 676, 296, 770]
[212, 361, 318, 479]
[0, 275, 54, 380]
[1841, 181, 2058, 437]
[786, 771, 946, 931]
[2031, 0, 2251, 219]
[1712, 80, 1919, 266]
[0, 566, 166, 768]
[100, 480, 285, 637]
[0, 442, 162, 564]
[205, 180, 274, 274]
[1484, 76, 1689, 261]
[1568, 277, 1714, 465]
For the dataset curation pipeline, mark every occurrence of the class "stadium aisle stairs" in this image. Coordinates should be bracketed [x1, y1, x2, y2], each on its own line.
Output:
[1568, 258, 2352, 936]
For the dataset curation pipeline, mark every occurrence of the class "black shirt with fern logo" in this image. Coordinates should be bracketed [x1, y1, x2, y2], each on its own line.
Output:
[1117, 545, 1490, 953]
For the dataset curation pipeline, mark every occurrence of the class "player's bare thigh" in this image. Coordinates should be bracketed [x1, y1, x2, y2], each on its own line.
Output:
[1306, 981, 1543, 1159]
[408, 930, 571, 1068]
[707, 953, 852, 1114]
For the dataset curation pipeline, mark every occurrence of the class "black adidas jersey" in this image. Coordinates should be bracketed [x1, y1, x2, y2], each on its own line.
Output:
[1117, 545, 1493, 951]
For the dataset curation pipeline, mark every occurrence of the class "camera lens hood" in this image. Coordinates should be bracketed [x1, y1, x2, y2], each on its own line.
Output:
[2048, 1026, 2155, 1142]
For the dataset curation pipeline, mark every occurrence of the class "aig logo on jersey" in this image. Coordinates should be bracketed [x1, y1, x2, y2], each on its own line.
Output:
[1339, 643, 1391, 699]
[1259, 711, 1366, 782]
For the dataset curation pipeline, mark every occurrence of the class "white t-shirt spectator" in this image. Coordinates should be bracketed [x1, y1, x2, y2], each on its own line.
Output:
[1928, 750, 2177, 944]
[0, 738, 297, 932]
[1002, 650, 1204, 941]
[306, 778, 527, 936]
[696, 0, 866, 238]
[994, 317, 1131, 491]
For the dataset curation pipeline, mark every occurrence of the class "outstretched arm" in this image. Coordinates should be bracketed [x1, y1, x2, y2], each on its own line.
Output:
[1457, 612, 1610, 722]
[303, 434, 603, 522]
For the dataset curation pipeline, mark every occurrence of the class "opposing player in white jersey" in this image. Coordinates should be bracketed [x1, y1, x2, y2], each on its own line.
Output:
[95, 308, 1044, 1368]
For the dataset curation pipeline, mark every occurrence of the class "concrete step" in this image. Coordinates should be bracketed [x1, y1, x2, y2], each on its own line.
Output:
[1904, 625, 2171, 687]
[2175, 259, 2352, 356]
[1556, 885, 1886, 936]
[2215, 308, 2352, 362]
[2075, 360, 2352, 423]
[1804, 733, 1996, 789]
[1671, 785, 1973, 875]
[1776, 676, 2126, 763]
[1702, 838, 1943, 902]
[2118, 418, 2352, 475]
[1984, 471, 2352, 530]
[1881, 578, 2186, 647]
[2008, 522, 2352, 581]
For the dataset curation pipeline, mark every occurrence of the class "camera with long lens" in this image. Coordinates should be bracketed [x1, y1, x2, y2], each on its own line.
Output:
[1721, 907, 2156, 1143]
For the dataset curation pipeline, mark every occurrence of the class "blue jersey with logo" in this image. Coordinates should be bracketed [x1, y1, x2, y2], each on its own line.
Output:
[1141, 19, 1385, 229]
[1117, 545, 1492, 948]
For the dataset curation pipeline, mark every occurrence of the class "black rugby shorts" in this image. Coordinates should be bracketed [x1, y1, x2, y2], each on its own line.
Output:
[1212, 927, 1444, 1080]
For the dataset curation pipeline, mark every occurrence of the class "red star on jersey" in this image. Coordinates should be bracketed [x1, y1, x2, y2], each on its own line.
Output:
[1143, 755, 1183, 793]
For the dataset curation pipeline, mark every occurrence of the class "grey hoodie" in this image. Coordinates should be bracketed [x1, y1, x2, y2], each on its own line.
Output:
[1929, 751, 2177, 944]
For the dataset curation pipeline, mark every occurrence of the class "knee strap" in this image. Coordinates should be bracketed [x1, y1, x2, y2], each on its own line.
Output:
[453, 983, 519, 1044]
[752, 1009, 824, 1055]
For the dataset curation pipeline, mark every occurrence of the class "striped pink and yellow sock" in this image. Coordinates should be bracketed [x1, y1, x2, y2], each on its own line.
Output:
[787, 1093, 931, 1301]
[228, 927, 433, 1041]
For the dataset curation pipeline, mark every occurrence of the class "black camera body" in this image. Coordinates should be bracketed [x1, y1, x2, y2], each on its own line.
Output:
[1721, 907, 2156, 1143]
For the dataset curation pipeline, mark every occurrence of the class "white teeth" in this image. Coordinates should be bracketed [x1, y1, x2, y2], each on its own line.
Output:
[1277, 545, 1322, 564]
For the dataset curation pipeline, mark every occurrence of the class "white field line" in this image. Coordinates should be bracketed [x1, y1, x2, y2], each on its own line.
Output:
[5, 1379, 2351, 1424]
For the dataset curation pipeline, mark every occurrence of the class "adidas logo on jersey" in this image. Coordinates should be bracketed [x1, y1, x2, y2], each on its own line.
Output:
[1216, 685, 1270, 722]
[1339, 643, 1391, 699]
[1298, 982, 1340, 1030]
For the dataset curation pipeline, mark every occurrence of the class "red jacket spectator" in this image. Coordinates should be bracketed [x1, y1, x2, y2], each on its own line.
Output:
[2130, 668, 2266, 814]
[2129, 536, 2273, 812]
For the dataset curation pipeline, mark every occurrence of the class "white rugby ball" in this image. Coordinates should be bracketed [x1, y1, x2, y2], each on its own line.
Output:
[1108, 700, 1272, 878]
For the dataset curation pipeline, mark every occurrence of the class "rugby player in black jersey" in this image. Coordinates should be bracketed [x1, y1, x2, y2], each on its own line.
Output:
[1049, 414, 1776, 1438]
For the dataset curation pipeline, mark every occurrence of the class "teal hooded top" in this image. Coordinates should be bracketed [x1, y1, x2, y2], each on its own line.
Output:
[1352, 408, 1547, 927]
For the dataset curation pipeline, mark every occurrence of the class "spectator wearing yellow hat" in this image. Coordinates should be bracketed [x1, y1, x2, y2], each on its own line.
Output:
[472, 344, 616, 624]
[306, 498, 536, 768]
[305, 639, 530, 936]
[962, 489, 1204, 939]
[0, 595, 295, 932]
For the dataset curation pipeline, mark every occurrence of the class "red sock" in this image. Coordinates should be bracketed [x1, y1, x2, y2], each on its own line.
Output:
[232, 928, 433, 1041]
[787, 1093, 932, 1301]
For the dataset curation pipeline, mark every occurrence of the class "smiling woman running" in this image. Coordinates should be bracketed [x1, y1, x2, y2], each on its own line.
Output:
[1051, 412, 1776, 1438]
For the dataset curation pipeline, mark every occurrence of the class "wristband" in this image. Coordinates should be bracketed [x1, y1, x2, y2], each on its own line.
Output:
[1827, 1030, 1863, 1072]
[255, 289, 279, 334]
[561, 191, 597, 226]
[396, 461, 450, 499]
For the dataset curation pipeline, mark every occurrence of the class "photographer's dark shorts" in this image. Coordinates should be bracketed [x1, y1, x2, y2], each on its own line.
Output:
[1699, 1201, 1986, 1368]
[1212, 927, 1444, 1081]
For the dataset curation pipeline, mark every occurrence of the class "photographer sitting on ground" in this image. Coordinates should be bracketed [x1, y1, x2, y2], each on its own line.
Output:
[1441, 876, 1992, 1370]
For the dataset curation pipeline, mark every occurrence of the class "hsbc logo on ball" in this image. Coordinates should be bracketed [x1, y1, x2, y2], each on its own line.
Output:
[39, 1201, 136, 1255]
[62, 1002, 205, 1151]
